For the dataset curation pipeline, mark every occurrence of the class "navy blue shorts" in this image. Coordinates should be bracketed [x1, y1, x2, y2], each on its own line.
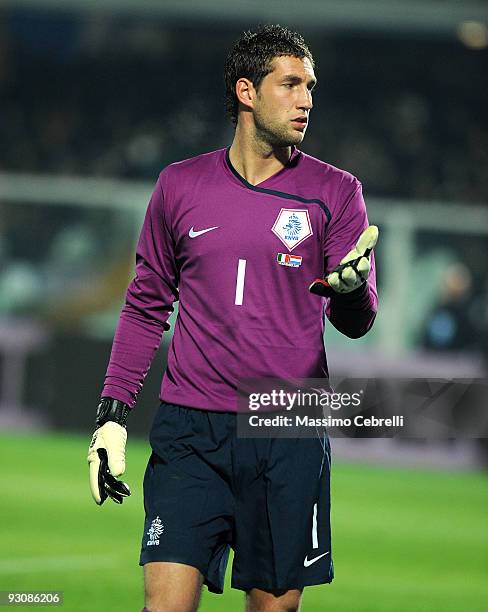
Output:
[139, 402, 333, 594]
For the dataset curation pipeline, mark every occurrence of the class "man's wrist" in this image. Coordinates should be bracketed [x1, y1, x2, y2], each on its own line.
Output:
[96, 397, 131, 428]
[329, 281, 368, 302]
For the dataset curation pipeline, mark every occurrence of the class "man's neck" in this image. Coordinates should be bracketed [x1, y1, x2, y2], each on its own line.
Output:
[229, 128, 292, 186]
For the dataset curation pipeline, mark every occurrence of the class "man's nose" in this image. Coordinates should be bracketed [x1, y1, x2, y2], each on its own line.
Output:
[298, 89, 313, 111]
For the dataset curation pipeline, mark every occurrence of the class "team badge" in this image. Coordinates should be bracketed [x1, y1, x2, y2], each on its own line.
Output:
[277, 253, 303, 268]
[272, 208, 313, 251]
[146, 516, 164, 546]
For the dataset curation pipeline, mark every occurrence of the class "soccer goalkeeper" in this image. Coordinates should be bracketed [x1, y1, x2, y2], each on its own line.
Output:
[88, 24, 378, 612]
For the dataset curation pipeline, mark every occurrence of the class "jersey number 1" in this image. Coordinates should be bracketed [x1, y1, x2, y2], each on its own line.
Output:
[235, 259, 246, 306]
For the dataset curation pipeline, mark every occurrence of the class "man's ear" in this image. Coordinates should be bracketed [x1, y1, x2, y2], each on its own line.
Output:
[235, 78, 256, 112]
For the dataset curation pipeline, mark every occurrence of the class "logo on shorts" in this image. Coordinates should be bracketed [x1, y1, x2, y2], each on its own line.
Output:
[147, 516, 164, 546]
[303, 552, 329, 567]
[272, 209, 313, 251]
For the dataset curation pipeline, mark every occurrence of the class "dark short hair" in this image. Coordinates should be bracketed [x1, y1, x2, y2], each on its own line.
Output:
[224, 24, 315, 126]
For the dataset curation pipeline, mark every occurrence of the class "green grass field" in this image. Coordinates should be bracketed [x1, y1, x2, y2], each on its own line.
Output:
[1, 434, 487, 611]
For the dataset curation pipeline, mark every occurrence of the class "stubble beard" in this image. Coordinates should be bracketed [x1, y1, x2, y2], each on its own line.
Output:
[253, 107, 304, 149]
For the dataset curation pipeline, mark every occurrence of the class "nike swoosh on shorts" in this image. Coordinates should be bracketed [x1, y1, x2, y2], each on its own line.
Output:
[303, 552, 329, 567]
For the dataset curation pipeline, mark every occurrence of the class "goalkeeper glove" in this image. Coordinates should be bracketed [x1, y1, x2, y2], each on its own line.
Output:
[309, 225, 378, 297]
[87, 398, 131, 505]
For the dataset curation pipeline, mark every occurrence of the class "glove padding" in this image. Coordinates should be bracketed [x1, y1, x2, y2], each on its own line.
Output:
[87, 421, 131, 505]
[310, 225, 378, 297]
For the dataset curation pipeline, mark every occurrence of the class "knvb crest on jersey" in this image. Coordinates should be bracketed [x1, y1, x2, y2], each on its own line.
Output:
[272, 208, 313, 252]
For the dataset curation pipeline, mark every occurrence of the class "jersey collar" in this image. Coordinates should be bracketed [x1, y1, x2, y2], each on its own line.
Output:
[224, 146, 301, 189]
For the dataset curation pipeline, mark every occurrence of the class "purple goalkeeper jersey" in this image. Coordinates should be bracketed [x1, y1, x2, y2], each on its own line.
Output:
[102, 147, 378, 411]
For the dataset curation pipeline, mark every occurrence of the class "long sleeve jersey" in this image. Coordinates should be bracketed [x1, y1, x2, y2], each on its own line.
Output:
[102, 147, 378, 411]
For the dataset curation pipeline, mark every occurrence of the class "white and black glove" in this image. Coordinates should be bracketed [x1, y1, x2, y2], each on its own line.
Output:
[87, 398, 131, 505]
[310, 225, 378, 297]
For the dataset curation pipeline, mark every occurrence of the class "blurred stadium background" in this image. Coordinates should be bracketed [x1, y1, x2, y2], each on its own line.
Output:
[0, 1, 487, 610]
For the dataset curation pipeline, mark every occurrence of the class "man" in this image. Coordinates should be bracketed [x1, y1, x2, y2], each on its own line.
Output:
[88, 25, 378, 612]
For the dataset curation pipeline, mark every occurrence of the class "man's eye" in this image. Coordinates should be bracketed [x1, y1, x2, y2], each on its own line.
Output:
[284, 83, 294, 88]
